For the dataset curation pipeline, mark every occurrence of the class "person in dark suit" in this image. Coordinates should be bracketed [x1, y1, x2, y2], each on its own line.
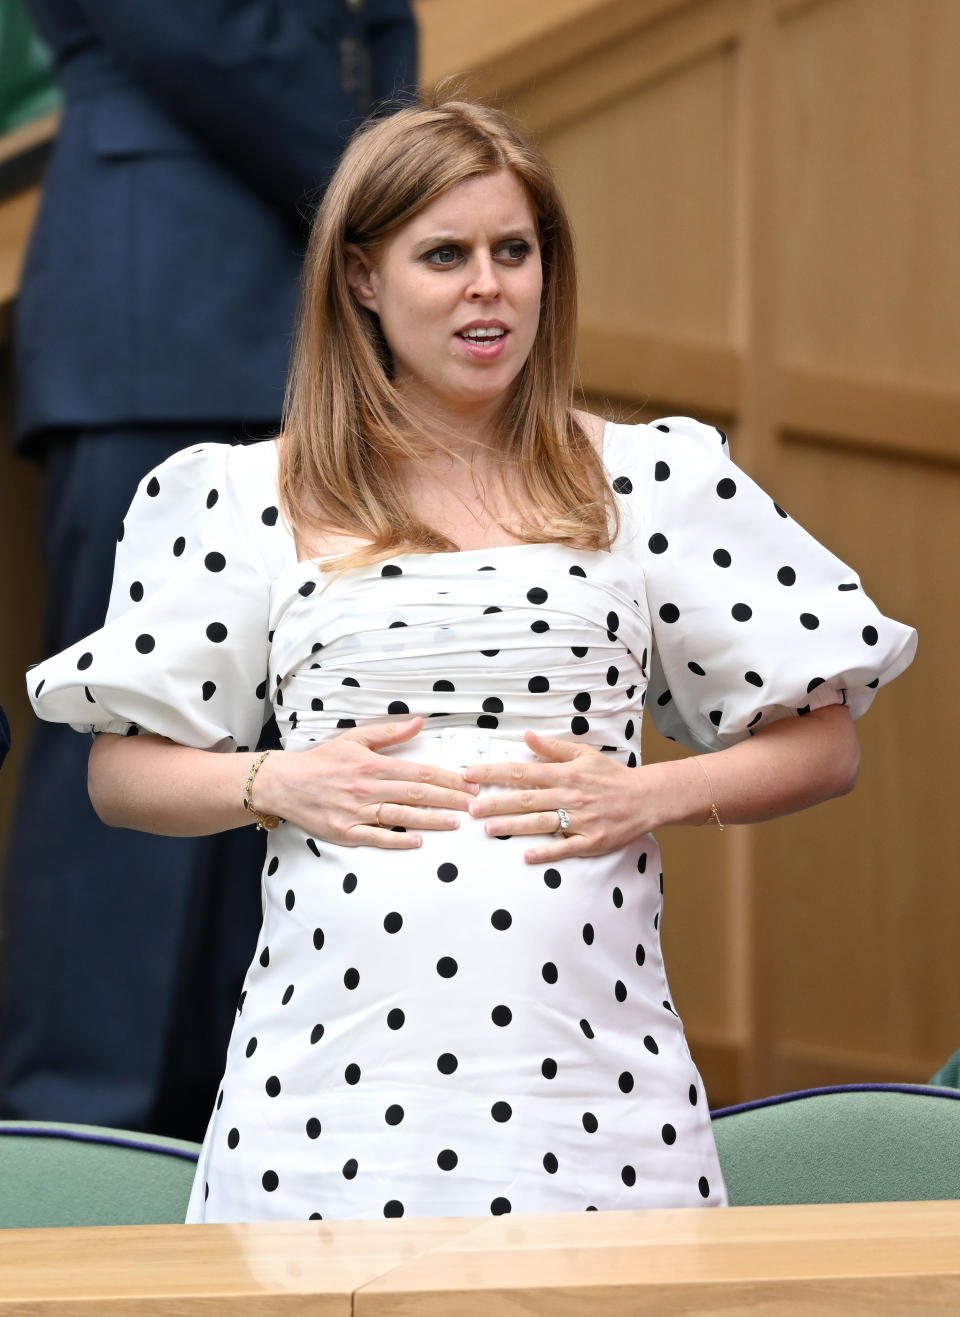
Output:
[3, 0, 417, 1141]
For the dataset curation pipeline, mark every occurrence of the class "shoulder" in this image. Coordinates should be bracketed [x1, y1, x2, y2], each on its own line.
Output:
[123, 439, 294, 574]
[602, 415, 731, 495]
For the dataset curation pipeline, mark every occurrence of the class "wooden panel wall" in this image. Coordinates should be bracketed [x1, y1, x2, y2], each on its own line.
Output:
[419, 0, 959, 1103]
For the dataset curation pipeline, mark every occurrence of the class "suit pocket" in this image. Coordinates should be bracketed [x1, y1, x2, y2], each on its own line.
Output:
[90, 93, 202, 159]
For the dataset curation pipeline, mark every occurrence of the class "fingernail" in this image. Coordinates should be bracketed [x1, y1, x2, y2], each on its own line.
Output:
[446, 815, 459, 829]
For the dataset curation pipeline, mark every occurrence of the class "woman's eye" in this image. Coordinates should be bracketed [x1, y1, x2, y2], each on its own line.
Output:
[498, 240, 531, 263]
[425, 246, 461, 267]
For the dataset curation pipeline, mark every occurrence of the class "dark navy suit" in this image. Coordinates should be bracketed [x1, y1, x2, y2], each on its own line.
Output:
[4, 0, 416, 1140]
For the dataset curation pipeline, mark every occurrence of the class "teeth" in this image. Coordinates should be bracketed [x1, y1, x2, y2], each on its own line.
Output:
[462, 328, 505, 340]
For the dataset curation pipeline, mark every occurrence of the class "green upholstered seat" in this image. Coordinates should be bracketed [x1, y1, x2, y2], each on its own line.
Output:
[712, 1084, 960, 1206]
[0, 1121, 199, 1227]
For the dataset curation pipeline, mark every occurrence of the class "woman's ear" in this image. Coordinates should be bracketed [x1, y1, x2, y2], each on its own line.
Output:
[345, 244, 378, 312]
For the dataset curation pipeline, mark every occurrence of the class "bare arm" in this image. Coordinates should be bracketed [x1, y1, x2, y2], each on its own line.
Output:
[88, 718, 478, 848]
[465, 703, 860, 863]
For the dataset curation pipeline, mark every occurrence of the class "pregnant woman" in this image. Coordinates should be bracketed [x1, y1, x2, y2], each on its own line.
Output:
[28, 97, 916, 1221]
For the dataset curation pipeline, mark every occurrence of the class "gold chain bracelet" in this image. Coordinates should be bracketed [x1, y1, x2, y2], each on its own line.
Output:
[694, 757, 725, 831]
[243, 750, 281, 831]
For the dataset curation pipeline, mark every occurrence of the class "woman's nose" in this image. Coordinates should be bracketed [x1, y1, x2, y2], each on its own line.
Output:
[466, 252, 501, 301]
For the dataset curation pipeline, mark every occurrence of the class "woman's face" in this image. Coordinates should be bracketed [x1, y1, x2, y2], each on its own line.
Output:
[348, 169, 543, 423]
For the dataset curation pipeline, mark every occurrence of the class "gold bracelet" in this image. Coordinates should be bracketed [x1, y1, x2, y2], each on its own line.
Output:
[694, 757, 725, 831]
[243, 750, 281, 831]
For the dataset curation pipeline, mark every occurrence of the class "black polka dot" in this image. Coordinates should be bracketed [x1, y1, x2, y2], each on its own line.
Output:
[614, 980, 627, 1002]
[648, 533, 668, 554]
[569, 564, 586, 577]
[387, 1008, 405, 1030]
[343, 872, 357, 893]
[659, 603, 680, 623]
[774, 502, 788, 518]
[306, 839, 321, 858]
[621, 1165, 637, 1187]
[265, 1075, 281, 1097]
[173, 536, 186, 556]
[612, 886, 623, 909]
[436, 956, 458, 978]
[571, 716, 590, 735]
[342, 1159, 358, 1180]
[528, 675, 549, 693]
[699, 1176, 710, 1198]
[299, 581, 316, 597]
[716, 478, 736, 499]
[731, 603, 752, 622]
[579, 1018, 595, 1039]
[839, 581, 859, 592]
[146, 476, 160, 497]
[745, 671, 763, 687]
[117, 521, 125, 542]
[800, 613, 820, 630]
[687, 661, 706, 676]
[618, 1071, 634, 1093]
[654, 460, 670, 481]
[387, 701, 409, 715]
[205, 488, 219, 509]
[527, 587, 548, 604]
[541, 961, 558, 984]
[862, 625, 878, 646]
[713, 549, 731, 568]
[491, 909, 512, 930]
[344, 967, 360, 990]
[202, 680, 216, 701]
[129, 580, 144, 602]
[689, 1084, 699, 1105]
[77, 652, 93, 671]
[383, 911, 403, 934]
[541, 1057, 558, 1079]
[434, 678, 455, 693]
[662, 1123, 677, 1145]
[777, 565, 796, 586]
[543, 1152, 559, 1174]
[245, 1036, 258, 1059]
[381, 564, 403, 577]
[544, 869, 561, 889]
[643, 1035, 659, 1054]
[635, 943, 646, 966]
[204, 551, 226, 573]
[385, 1104, 404, 1126]
[306, 1117, 321, 1139]
[491, 1197, 511, 1215]
[530, 619, 550, 634]
[227, 1128, 239, 1149]
[437, 863, 458, 883]
[582, 1112, 598, 1133]
[437, 1149, 458, 1171]
[262, 1170, 279, 1192]
[606, 611, 619, 634]
[612, 475, 633, 494]
[437, 1053, 458, 1074]
[310, 1024, 324, 1044]
[135, 634, 155, 654]
[582, 923, 594, 945]
[573, 692, 591, 712]
[259, 947, 270, 967]
[312, 928, 324, 950]
[261, 506, 279, 526]
[571, 646, 588, 658]
[284, 889, 295, 912]
[206, 622, 227, 643]
[491, 1101, 512, 1122]
[492, 1004, 513, 1027]
[345, 1063, 361, 1085]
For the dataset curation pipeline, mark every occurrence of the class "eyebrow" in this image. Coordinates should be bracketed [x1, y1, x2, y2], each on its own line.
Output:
[413, 226, 538, 250]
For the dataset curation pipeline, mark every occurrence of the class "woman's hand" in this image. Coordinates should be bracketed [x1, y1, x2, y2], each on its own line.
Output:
[254, 716, 478, 850]
[464, 731, 672, 864]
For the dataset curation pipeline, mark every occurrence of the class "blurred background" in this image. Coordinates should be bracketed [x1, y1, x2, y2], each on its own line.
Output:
[0, 0, 957, 1111]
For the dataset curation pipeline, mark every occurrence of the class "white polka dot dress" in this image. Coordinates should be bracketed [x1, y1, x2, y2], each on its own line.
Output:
[28, 419, 917, 1222]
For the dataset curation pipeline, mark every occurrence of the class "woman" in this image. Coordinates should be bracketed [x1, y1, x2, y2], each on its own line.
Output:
[28, 98, 916, 1222]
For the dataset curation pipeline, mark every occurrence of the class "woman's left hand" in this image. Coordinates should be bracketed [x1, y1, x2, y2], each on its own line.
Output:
[464, 730, 670, 864]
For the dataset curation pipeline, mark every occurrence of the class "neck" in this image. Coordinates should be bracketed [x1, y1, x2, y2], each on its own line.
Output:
[395, 385, 509, 462]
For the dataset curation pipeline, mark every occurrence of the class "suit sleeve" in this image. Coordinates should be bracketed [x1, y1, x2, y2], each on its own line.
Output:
[73, 0, 417, 221]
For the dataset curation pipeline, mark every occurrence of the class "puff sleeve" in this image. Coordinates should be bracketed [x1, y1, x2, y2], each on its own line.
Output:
[634, 418, 917, 753]
[27, 442, 292, 751]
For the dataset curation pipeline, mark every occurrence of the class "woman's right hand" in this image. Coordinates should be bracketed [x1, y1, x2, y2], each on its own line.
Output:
[252, 717, 478, 849]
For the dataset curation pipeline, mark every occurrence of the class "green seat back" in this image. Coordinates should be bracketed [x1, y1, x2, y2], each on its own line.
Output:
[712, 1084, 960, 1206]
[0, 1121, 200, 1227]
[0, 0, 60, 134]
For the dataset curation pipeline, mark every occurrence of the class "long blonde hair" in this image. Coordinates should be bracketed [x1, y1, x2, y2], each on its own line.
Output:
[280, 96, 617, 568]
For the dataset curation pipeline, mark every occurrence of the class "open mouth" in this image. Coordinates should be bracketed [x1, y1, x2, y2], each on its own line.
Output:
[458, 328, 507, 344]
